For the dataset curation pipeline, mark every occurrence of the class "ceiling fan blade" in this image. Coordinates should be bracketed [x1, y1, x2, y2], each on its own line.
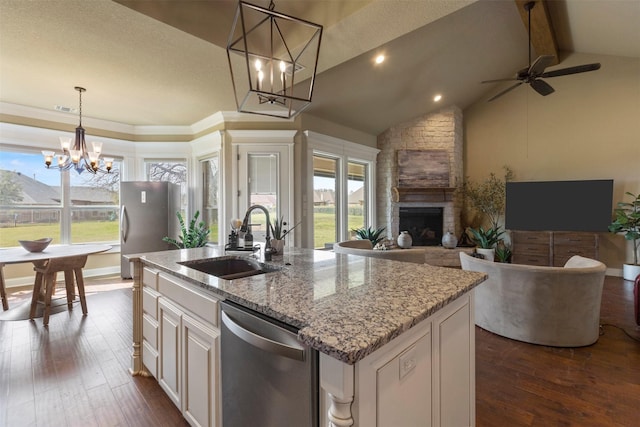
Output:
[481, 77, 518, 83]
[529, 55, 556, 75]
[529, 79, 555, 96]
[487, 82, 523, 102]
[540, 63, 601, 78]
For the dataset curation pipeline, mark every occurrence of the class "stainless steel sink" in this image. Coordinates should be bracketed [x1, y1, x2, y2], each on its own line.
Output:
[179, 256, 281, 280]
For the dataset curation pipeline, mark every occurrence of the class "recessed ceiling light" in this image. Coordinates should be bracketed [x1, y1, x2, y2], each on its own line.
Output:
[375, 54, 385, 64]
[433, 94, 442, 102]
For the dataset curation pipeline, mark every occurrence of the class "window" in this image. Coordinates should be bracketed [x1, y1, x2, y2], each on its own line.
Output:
[313, 155, 338, 248]
[145, 160, 187, 215]
[202, 155, 220, 244]
[306, 132, 378, 249]
[347, 161, 368, 235]
[0, 148, 121, 246]
[235, 140, 293, 246]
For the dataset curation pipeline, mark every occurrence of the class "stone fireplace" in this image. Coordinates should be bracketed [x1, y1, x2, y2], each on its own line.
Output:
[376, 106, 463, 245]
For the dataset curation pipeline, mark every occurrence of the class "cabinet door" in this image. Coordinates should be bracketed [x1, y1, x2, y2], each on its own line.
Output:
[433, 296, 472, 427]
[159, 298, 182, 408]
[377, 334, 432, 427]
[182, 314, 220, 427]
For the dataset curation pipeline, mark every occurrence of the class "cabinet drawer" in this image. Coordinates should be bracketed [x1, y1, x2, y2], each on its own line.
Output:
[553, 232, 597, 246]
[143, 313, 158, 349]
[158, 273, 219, 327]
[553, 250, 597, 267]
[143, 340, 159, 379]
[143, 267, 159, 290]
[514, 243, 550, 256]
[513, 254, 550, 266]
[143, 287, 159, 320]
[512, 231, 551, 245]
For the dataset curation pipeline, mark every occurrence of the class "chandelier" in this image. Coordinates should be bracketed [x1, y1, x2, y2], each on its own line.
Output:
[42, 86, 113, 174]
[226, 0, 322, 119]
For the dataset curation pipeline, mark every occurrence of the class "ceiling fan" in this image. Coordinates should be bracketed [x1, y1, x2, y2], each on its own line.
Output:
[482, 0, 601, 102]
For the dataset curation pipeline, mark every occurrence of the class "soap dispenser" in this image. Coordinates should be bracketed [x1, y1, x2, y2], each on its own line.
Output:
[244, 225, 253, 249]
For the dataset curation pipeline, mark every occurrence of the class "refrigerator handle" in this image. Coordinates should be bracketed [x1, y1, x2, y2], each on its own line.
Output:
[121, 205, 128, 243]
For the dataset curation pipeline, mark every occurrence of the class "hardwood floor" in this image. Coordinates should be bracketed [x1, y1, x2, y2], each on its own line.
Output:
[1, 275, 638, 426]
[0, 280, 188, 427]
[476, 275, 640, 427]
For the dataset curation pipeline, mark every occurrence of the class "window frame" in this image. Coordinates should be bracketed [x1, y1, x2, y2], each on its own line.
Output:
[305, 131, 379, 248]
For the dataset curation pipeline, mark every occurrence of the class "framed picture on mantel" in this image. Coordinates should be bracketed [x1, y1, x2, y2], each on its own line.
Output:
[397, 149, 450, 187]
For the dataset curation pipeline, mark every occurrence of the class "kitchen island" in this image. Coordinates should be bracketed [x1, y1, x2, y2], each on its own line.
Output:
[127, 246, 487, 427]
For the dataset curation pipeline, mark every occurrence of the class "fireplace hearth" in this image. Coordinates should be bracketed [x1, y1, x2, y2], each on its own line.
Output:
[399, 207, 443, 246]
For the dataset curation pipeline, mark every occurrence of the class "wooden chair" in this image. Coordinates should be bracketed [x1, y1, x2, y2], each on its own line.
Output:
[29, 255, 89, 326]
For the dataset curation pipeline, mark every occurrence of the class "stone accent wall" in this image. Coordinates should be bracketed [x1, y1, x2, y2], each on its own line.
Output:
[377, 106, 463, 242]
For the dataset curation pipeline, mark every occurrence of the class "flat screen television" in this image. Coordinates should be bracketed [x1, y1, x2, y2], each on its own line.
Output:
[505, 179, 614, 232]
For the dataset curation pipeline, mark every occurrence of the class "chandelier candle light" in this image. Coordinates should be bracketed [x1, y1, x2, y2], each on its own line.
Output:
[226, 0, 322, 119]
[42, 86, 113, 174]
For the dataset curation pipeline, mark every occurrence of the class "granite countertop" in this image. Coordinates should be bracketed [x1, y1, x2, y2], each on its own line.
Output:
[129, 246, 487, 365]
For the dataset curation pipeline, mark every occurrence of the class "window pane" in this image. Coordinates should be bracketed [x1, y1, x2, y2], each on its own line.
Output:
[246, 154, 278, 243]
[146, 160, 188, 214]
[348, 161, 367, 235]
[69, 160, 121, 243]
[313, 155, 337, 249]
[203, 155, 220, 244]
[0, 151, 62, 246]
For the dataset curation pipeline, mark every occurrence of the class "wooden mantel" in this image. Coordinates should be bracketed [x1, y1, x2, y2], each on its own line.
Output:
[392, 187, 456, 203]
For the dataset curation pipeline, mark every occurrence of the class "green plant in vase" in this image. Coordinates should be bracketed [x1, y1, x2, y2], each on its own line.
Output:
[163, 210, 210, 249]
[467, 226, 504, 261]
[608, 191, 640, 280]
[269, 216, 301, 253]
[460, 166, 514, 232]
[495, 240, 512, 263]
[351, 226, 386, 246]
[466, 226, 503, 249]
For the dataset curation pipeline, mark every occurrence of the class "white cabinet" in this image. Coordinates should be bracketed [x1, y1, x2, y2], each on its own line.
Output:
[159, 298, 182, 407]
[433, 296, 473, 427]
[325, 292, 474, 427]
[182, 313, 220, 427]
[143, 269, 221, 427]
[142, 267, 160, 378]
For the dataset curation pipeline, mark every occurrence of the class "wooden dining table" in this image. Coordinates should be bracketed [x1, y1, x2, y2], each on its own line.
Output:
[0, 244, 112, 311]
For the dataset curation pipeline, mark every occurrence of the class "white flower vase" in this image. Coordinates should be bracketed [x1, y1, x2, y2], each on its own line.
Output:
[397, 231, 413, 249]
[623, 263, 640, 281]
[271, 239, 285, 254]
[476, 247, 495, 262]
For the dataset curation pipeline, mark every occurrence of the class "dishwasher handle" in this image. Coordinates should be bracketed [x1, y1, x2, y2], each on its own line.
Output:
[221, 310, 305, 361]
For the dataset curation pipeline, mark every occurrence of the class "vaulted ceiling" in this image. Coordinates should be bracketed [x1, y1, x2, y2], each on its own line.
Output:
[0, 0, 638, 135]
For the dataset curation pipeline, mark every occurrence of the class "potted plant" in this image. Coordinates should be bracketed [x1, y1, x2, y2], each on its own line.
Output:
[460, 166, 513, 261]
[608, 191, 640, 281]
[460, 166, 513, 231]
[269, 216, 301, 253]
[351, 226, 386, 246]
[494, 240, 512, 263]
[466, 226, 503, 261]
[163, 210, 210, 249]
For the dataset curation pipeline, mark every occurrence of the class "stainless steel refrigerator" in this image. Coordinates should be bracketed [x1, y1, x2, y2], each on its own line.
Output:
[120, 181, 180, 278]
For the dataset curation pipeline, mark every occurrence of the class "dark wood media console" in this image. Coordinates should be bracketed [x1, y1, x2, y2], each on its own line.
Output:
[510, 230, 599, 267]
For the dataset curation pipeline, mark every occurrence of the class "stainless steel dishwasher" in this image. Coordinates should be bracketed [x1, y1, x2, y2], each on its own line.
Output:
[220, 300, 318, 427]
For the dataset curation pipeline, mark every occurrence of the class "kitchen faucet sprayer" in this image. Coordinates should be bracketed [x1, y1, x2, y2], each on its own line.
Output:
[240, 205, 276, 261]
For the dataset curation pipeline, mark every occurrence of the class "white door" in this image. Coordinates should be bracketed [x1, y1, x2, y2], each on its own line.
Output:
[236, 144, 293, 245]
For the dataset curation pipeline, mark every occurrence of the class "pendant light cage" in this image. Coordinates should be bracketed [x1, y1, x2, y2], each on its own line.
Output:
[226, 1, 322, 119]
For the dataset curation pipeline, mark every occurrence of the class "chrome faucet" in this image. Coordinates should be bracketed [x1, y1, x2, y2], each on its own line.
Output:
[240, 204, 276, 261]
